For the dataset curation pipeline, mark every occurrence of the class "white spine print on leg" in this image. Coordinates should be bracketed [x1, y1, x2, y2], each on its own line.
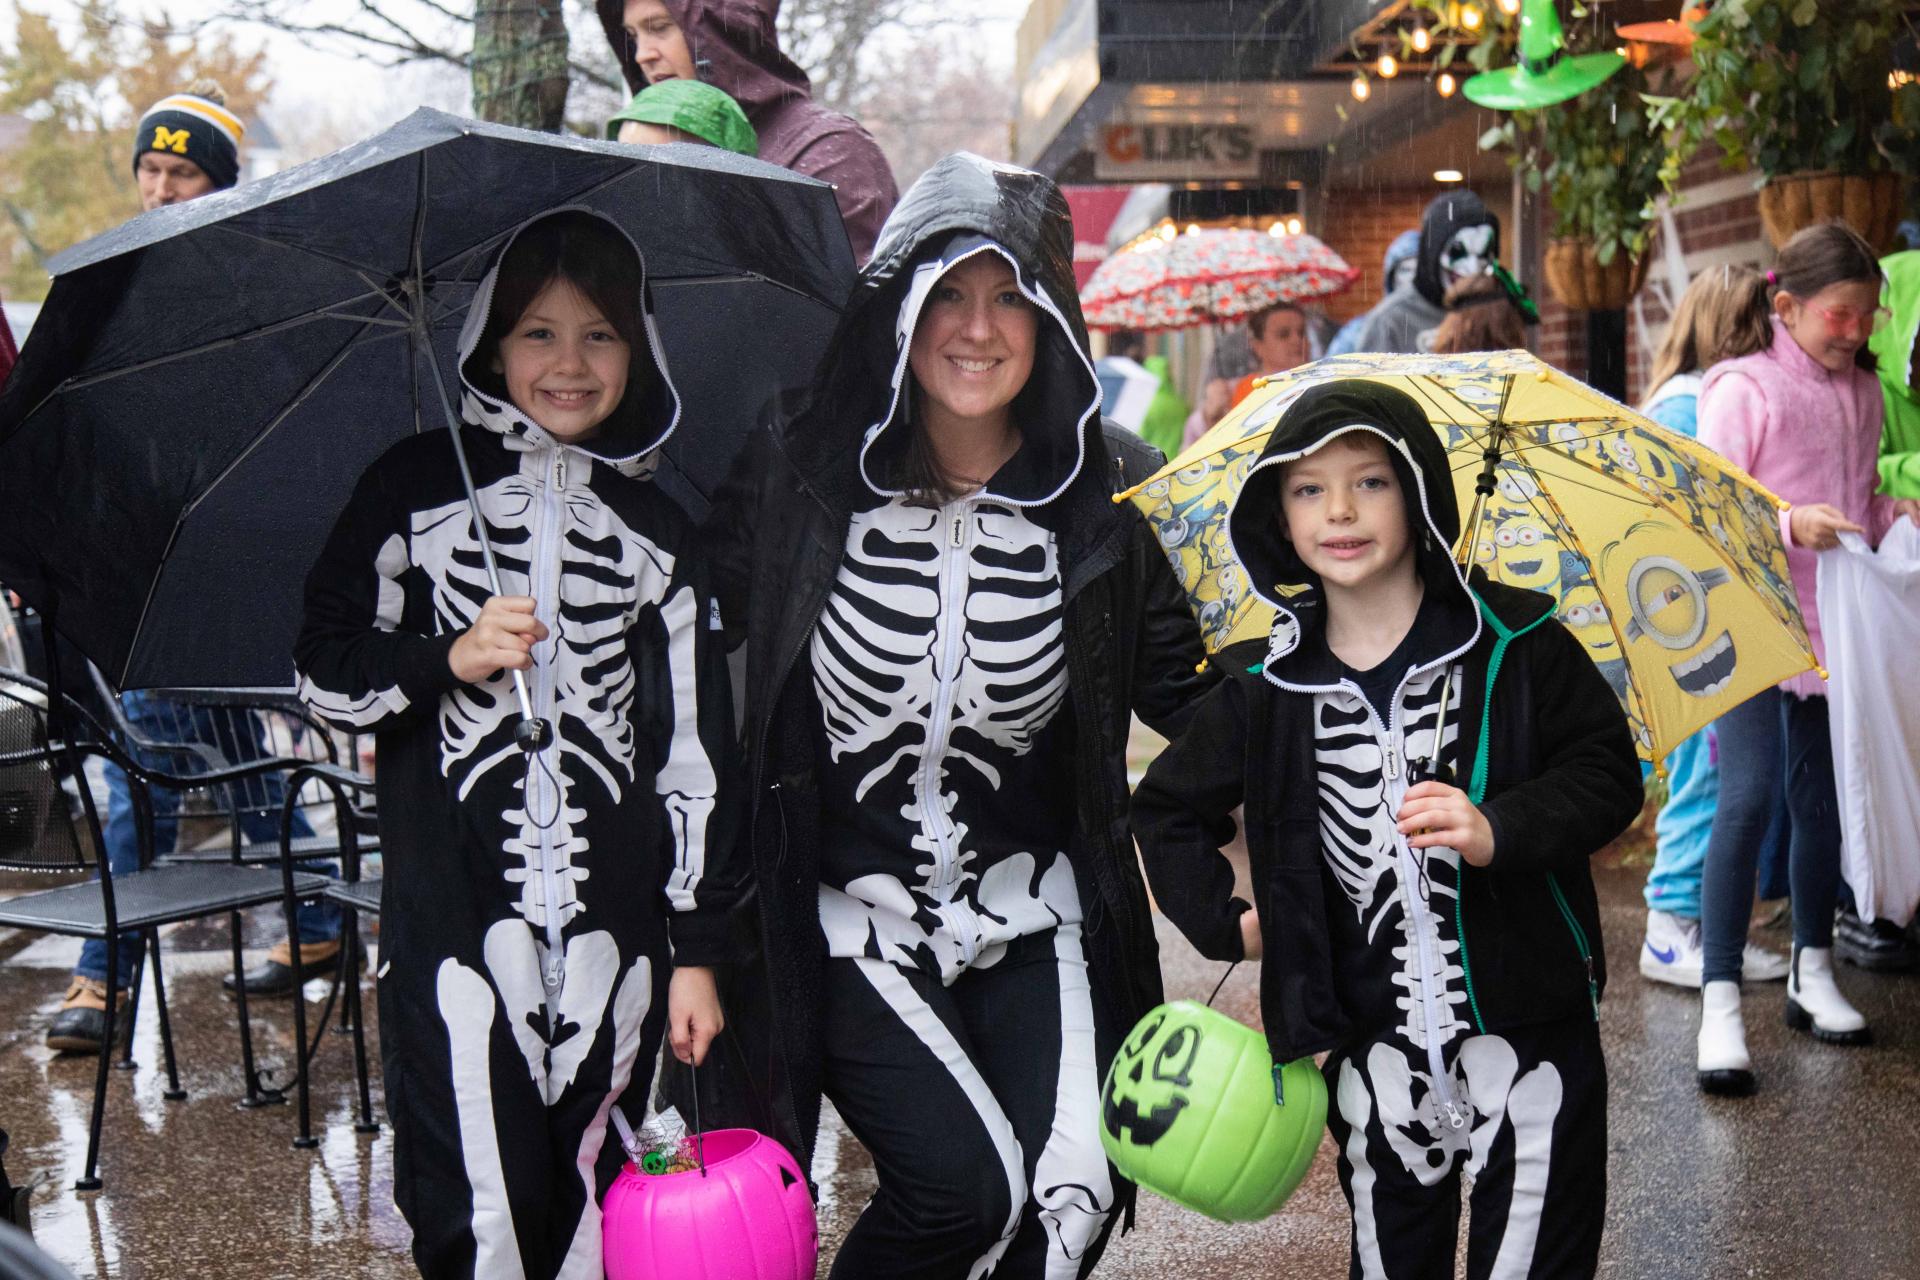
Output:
[555, 954, 654, 1280]
[855, 956, 1026, 1280]
[1031, 921, 1115, 1277]
[1461, 1038, 1562, 1280]
[1336, 1058, 1389, 1280]
[437, 958, 529, 1280]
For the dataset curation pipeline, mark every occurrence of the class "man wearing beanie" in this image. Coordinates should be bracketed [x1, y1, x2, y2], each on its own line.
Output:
[45, 80, 345, 1055]
[131, 79, 244, 209]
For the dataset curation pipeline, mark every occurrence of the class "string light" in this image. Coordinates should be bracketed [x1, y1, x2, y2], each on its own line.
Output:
[1377, 52, 1399, 78]
[1437, 72, 1458, 97]
[1351, 73, 1372, 101]
[1185, 223, 1202, 236]
[1157, 223, 1176, 242]
[1268, 222, 1287, 237]
[1285, 216, 1304, 235]
[1411, 25, 1432, 53]
[1498, 0, 1521, 15]
[1461, 4, 1484, 30]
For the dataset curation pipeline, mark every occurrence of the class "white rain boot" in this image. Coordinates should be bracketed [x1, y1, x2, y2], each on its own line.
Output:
[1785, 946, 1870, 1045]
[1697, 980, 1755, 1096]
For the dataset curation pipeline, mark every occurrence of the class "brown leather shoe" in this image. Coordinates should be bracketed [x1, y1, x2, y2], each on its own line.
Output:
[45, 977, 132, 1054]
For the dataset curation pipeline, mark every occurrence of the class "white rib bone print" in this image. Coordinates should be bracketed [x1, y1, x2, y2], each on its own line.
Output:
[1313, 669, 1468, 1051]
[812, 497, 1076, 976]
[407, 454, 679, 932]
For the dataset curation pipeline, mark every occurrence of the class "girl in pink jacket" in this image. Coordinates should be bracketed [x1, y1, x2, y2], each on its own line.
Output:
[1693, 222, 1920, 1097]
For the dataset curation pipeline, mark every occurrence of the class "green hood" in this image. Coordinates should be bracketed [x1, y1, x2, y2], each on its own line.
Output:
[1871, 251, 1920, 402]
[607, 79, 758, 156]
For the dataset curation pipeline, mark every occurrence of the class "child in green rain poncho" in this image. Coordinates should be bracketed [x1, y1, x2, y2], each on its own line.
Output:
[608, 78, 757, 156]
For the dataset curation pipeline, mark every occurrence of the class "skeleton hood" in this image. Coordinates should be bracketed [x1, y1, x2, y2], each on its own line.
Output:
[1225, 379, 1480, 685]
[1870, 249, 1920, 404]
[822, 153, 1100, 508]
[1413, 191, 1500, 309]
[455, 208, 681, 479]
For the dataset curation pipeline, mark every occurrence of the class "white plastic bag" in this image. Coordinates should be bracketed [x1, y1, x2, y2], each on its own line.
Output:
[1820, 522, 1920, 926]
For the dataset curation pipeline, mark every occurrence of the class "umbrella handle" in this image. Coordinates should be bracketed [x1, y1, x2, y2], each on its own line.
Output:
[418, 325, 552, 753]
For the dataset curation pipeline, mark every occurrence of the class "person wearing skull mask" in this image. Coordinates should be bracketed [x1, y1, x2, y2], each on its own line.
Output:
[1354, 192, 1501, 356]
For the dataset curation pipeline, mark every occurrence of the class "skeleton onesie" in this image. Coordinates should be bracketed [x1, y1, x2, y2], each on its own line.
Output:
[810, 234, 1119, 1279]
[294, 211, 736, 1280]
[1135, 380, 1632, 1280]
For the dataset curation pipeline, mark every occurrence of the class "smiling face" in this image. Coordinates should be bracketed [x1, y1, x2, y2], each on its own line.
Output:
[622, 0, 697, 83]
[907, 252, 1039, 432]
[492, 277, 632, 443]
[1776, 278, 1881, 374]
[1277, 431, 1415, 593]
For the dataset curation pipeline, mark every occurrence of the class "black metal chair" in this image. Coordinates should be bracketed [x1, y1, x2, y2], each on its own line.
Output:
[275, 763, 382, 1148]
[83, 670, 380, 1104]
[0, 672, 331, 1191]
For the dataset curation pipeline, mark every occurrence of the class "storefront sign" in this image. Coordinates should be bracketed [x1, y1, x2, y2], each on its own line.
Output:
[1093, 122, 1260, 181]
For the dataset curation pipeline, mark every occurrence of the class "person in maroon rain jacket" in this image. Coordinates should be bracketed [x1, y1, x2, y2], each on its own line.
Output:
[598, 0, 899, 262]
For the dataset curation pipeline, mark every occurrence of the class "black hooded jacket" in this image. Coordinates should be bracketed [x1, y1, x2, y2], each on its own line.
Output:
[1413, 189, 1501, 309]
[702, 153, 1213, 1168]
[1132, 380, 1643, 1066]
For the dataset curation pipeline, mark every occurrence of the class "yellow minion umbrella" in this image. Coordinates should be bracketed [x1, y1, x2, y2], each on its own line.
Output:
[1119, 350, 1817, 765]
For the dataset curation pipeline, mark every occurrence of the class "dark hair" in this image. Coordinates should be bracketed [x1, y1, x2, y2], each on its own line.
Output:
[1106, 328, 1146, 360]
[468, 211, 646, 405]
[1247, 302, 1305, 341]
[1769, 220, 1885, 371]
[1429, 273, 1526, 354]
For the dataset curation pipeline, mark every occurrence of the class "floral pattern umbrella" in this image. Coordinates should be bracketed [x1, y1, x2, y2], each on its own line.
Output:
[1080, 229, 1358, 333]
[1118, 350, 1817, 766]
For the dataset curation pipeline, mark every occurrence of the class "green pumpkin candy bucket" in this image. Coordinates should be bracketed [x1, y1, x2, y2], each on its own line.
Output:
[1100, 1000, 1325, 1222]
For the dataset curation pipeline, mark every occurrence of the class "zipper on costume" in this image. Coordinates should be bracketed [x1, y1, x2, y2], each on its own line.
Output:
[532, 447, 569, 1008]
[1547, 871, 1600, 1020]
[1368, 688, 1466, 1131]
[922, 497, 977, 964]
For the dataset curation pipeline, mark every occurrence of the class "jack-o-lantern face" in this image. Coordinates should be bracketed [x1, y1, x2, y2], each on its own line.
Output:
[1102, 1009, 1205, 1147]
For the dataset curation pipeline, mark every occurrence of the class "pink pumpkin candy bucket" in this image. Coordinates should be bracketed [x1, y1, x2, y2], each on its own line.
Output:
[602, 1127, 818, 1280]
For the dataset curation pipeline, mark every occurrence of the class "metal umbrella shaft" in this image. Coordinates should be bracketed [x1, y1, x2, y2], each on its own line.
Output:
[415, 312, 552, 753]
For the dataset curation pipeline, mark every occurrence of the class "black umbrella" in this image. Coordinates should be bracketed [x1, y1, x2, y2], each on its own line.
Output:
[0, 107, 852, 698]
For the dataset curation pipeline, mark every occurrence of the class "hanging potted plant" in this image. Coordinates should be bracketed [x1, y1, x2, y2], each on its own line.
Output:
[1485, 64, 1666, 310]
[1659, 0, 1918, 250]
[1407, 0, 1666, 311]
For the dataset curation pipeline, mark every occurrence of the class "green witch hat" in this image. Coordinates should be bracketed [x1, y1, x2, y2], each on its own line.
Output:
[1463, 0, 1624, 110]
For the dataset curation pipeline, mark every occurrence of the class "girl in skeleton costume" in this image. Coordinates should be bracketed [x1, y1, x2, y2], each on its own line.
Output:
[702, 153, 1211, 1278]
[1134, 382, 1642, 1280]
[295, 210, 737, 1280]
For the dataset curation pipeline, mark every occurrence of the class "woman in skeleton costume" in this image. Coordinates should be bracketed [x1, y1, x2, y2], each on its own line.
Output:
[702, 153, 1211, 1277]
[1134, 382, 1643, 1280]
[295, 210, 738, 1280]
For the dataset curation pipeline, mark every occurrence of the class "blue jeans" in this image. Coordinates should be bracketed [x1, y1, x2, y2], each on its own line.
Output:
[1700, 690, 1841, 986]
[1644, 722, 1790, 917]
[75, 692, 340, 989]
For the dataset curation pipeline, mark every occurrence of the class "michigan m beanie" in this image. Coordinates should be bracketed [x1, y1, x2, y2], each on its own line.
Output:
[133, 80, 245, 190]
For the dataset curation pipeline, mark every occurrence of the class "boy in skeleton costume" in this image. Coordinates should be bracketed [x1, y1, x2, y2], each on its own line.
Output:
[295, 211, 737, 1280]
[704, 153, 1211, 1279]
[1135, 382, 1641, 1279]
[1353, 193, 1501, 356]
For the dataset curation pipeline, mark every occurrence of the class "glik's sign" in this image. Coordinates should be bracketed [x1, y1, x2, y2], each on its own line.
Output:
[1094, 122, 1259, 181]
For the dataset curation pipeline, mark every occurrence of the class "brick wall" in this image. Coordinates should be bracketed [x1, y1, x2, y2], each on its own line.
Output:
[1317, 188, 1444, 325]
[1624, 148, 1769, 404]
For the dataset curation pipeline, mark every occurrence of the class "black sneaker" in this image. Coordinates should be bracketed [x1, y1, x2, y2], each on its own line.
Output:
[1834, 906, 1920, 972]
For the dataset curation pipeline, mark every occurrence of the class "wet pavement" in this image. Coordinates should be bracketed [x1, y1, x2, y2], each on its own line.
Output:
[5, 837, 1920, 1278]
